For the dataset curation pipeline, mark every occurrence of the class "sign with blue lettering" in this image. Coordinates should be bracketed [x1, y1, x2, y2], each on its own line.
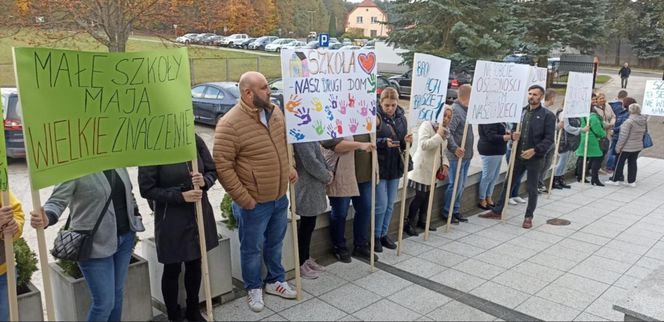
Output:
[319, 33, 330, 47]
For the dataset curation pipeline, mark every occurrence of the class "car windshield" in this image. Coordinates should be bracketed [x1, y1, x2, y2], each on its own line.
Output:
[377, 77, 389, 87]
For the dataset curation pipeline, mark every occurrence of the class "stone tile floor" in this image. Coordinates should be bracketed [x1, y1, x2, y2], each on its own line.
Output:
[214, 157, 664, 321]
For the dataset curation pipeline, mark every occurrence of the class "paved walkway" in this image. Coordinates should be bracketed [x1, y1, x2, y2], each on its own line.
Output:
[216, 157, 664, 321]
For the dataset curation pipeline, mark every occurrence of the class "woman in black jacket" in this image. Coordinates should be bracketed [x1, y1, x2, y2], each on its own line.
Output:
[477, 123, 510, 209]
[138, 134, 219, 322]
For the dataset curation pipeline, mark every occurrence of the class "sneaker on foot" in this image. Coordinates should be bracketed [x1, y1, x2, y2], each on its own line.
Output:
[605, 180, 621, 186]
[508, 198, 518, 205]
[628, 182, 637, 187]
[333, 247, 352, 263]
[352, 246, 378, 261]
[265, 281, 297, 299]
[513, 197, 527, 204]
[247, 289, 264, 312]
[305, 258, 325, 272]
[300, 263, 320, 280]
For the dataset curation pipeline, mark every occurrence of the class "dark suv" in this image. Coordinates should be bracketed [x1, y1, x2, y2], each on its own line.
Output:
[1, 88, 25, 158]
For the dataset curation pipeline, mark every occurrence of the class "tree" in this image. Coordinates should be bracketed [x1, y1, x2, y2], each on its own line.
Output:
[386, 0, 511, 69]
[604, 0, 639, 65]
[628, 0, 664, 67]
[328, 13, 337, 37]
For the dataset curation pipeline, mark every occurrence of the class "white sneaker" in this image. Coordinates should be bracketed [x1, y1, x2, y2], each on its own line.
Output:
[628, 182, 637, 188]
[513, 197, 527, 204]
[305, 258, 325, 272]
[605, 180, 621, 186]
[300, 263, 320, 280]
[247, 289, 264, 312]
[265, 281, 297, 299]
[508, 198, 518, 205]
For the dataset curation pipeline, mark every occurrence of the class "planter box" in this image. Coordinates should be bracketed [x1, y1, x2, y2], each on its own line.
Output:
[141, 235, 232, 310]
[18, 282, 43, 321]
[217, 219, 295, 282]
[49, 254, 153, 321]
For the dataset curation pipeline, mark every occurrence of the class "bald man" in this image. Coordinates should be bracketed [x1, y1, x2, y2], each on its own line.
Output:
[213, 71, 298, 312]
[441, 84, 474, 224]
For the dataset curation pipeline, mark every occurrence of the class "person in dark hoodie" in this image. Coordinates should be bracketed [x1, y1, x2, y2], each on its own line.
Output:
[618, 62, 631, 88]
[138, 134, 219, 322]
[374, 87, 412, 252]
[606, 103, 647, 187]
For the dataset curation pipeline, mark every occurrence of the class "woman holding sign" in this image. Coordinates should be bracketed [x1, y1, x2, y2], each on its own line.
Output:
[374, 88, 412, 252]
[405, 106, 452, 236]
[576, 105, 607, 186]
[0, 191, 24, 322]
[30, 169, 146, 322]
[138, 134, 219, 322]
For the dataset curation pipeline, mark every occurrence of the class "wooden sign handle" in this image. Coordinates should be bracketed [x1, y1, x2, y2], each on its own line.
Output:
[190, 159, 214, 321]
[286, 144, 302, 301]
[1, 192, 18, 321]
[445, 123, 469, 232]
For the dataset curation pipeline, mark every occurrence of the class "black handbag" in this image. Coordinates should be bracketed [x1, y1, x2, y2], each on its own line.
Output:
[51, 181, 114, 261]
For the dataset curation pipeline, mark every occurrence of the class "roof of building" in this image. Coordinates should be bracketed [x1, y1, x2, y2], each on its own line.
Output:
[357, 0, 378, 8]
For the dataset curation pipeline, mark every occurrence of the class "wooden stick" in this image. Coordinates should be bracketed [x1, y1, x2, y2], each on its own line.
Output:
[445, 123, 469, 232]
[31, 191, 56, 321]
[286, 144, 302, 301]
[190, 159, 214, 320]
[547, 128, 563, 198]
[500, 123, 522, 222]
[581, 116, 590, 187]
[396, 135, 411, 256]
[423, 146, 441, 241]
[370, 133, 377, 271]
[13, 47, 55, 321]
[1, 192, 18, 321]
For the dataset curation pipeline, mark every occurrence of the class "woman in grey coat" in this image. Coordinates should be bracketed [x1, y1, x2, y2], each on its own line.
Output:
[293, 141, 332, 279]
[607, 103, 648, 186]
[30, 168, 145, 322]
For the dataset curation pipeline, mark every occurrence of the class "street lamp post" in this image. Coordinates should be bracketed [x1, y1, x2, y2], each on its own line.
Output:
[173, 24, 178, 38]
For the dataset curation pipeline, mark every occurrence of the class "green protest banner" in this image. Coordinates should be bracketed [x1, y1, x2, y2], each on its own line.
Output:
[14, 47, 196, 189]
[0, 99, 7, 192]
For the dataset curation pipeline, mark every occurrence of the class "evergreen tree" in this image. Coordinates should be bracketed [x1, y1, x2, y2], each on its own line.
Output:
[329, 13, 337, 37]
[629, 0, 664, 66]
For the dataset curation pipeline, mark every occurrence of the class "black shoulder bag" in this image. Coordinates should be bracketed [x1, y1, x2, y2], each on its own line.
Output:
[51, 177, 114, 261]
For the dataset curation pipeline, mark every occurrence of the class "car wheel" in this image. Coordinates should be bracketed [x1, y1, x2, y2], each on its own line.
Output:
[276, 47, 281, 53]
[184, 40, 190, 45]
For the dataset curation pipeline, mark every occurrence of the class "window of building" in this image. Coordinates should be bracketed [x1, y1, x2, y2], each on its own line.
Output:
[371, 17, 378, 24]
[370, 30, 377, 38]
[356, 16, 363, 24]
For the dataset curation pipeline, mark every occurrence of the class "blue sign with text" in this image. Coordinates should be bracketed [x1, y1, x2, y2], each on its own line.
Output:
[319, 33, 330, 47]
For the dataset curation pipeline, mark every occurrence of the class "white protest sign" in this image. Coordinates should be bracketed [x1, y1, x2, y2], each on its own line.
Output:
[280, 49, 378, 143]
[409, 53, 451, 128]
[523, 66, 548, 106]
[562, 72, 593, 118]
[466, 61, 530, 124]
[643, 80, 664, 116]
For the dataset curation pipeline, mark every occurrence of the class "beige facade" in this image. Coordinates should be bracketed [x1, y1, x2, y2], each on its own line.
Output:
[346, 4, 388, 38]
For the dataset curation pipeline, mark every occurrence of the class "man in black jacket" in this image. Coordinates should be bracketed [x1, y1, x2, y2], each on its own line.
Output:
[618, 62, 631, 89]
[480, 85, 556, 229]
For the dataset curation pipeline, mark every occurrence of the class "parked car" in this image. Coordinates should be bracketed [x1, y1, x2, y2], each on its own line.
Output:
[327, 43, 343, 50]
[265, 38, 296, 52]
[1, 88, 25, 158]
[303, 41, 319, 49]
[376, 75, 400, 99]
[199, 34, 220, 45]
[389, 69, 466, 104]
[220, 34, 249, 47]
[363, 39, 376, 49]
[339, 45, 361, 51]
[209, 35, 226, 46]
[503, 53, 536, 65]
[191, 82, 241, 125]
[282, 40, 306, 50]
[330, 38, 340, 44]
[342, 38, 352, 46]
[175, 33, 199, 44]
[233, 37, 256, 49]
[248, 36, 278, 50]
[192, 33, 216, 44]
[268, 78, 285, 110]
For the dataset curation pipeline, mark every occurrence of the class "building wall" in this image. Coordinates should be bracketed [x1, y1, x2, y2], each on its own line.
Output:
[346, 7, 388, 38]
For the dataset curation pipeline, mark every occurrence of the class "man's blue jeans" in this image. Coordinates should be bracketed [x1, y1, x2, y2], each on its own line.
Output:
[443, 159, 471, 216]
[329, 181, 372, 250]
[78, 231, 135, 322]
[232, 195, 289, 290]
[375, 179, 399, 237]
[606, 139, 618, 170]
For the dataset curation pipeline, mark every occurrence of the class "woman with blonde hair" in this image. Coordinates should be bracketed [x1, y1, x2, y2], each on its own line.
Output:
[374, 87, 412, 251]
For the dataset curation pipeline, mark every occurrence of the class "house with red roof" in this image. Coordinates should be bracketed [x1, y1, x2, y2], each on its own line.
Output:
[345, 0, 389, 38]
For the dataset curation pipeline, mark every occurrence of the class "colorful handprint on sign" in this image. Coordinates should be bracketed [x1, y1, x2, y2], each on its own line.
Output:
[295, 107, 312, 126]
[349, 118, 359, 133]
[313, 120, 325, 135]
[326, 124, 337, 139]
[286, 94, 302, 113]
[312, 98, 323, 112]
[289, 129, 305, 141]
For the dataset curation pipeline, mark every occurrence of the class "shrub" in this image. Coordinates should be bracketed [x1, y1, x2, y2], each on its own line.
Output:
[14, 238, 38, 294]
